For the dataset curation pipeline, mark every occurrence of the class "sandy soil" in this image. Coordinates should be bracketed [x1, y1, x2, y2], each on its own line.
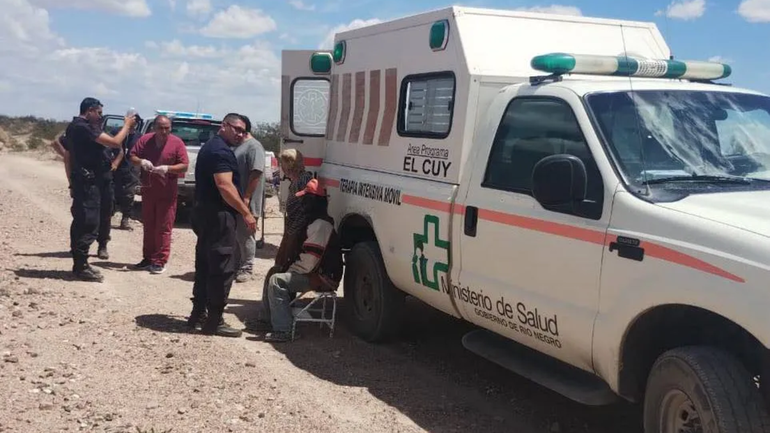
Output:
[0, 152, 645, 433]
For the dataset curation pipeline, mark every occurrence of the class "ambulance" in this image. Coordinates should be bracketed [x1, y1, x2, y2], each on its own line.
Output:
[280, 6, 770, 431]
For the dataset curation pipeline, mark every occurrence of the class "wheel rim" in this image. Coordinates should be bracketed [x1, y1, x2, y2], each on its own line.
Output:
[353, 267, 378, 322]
[660, 389, 704, 433]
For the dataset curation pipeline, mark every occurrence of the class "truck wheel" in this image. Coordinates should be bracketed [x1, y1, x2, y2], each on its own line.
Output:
[343, 241, 405, 342]
[644, 346, 770, 433]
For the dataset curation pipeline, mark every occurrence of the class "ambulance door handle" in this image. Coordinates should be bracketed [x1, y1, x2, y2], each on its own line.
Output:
[464, 206, 478, 237]
[608, 236, 645, 262]
[283, 137, 304, 144]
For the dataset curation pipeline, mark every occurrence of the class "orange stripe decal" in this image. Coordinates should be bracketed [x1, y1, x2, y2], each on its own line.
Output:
[363, 69, 380, 145]
[322, 177, 743, 283]
[348, 71, 366, 143]
[478, 209, 607, 245]
[640, 241, 745, 283]
[319, 177, 340, 188]
[336, 73, 352, 142]
[378, 68, 397, 146]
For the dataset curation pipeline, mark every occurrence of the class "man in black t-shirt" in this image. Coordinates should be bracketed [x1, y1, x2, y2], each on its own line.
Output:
[187, 113, 256, 337]
[67, 97, 136, 282]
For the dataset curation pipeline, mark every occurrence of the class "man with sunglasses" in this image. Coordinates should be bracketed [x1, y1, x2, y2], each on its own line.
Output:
[67, 97, 136, 282]
[129, 115, 190, 275]
[187, 113, 256, 337]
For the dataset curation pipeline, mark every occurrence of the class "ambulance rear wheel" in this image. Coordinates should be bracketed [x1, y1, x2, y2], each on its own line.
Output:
[343, 241, 405, 343]
[643, 346, 770, 433]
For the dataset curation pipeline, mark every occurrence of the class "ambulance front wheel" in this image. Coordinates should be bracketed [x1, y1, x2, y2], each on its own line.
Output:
[643, 346, 770, 433]
[343, 241, 405, 343]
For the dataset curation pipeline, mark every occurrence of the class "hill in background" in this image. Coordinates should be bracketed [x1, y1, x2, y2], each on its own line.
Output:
[0, 115, 281, 155]
[0, 115, 69, 153]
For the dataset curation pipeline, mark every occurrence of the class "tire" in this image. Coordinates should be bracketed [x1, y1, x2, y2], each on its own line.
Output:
[643, 346, 770, 433]
[343, 241, 405, 342]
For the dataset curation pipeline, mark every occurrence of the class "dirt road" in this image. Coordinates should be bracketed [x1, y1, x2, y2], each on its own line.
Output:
[0, 152, 644, 433]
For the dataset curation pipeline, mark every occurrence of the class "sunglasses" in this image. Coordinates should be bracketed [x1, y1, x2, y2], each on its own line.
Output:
[226, 122, 247, 135]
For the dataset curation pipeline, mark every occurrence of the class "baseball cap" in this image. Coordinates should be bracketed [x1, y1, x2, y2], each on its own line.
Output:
[295, 178, 325, 197]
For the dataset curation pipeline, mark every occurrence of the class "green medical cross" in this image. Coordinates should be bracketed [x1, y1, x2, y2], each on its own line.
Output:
[412, 214, 450, 291]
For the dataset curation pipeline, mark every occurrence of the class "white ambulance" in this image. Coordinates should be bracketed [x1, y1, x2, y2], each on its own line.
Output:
[280, 6, 770, 431]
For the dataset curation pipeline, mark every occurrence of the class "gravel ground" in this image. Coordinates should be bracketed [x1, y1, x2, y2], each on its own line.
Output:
[0, 152, 645, 433]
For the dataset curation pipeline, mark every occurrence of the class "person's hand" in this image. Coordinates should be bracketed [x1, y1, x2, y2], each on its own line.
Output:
[111, 162, 119, 171]
[125, 114, 137, 128]
[243, 213, 257, 234]
[152, 165, 169, 175]
[140, 159, 154, 171]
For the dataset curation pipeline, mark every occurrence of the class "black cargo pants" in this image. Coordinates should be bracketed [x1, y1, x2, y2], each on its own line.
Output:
[190, 206, 241, 319]
[113, 165, 138, 216]
[70, 170, 103, 270]
[97, 171, 114, 246]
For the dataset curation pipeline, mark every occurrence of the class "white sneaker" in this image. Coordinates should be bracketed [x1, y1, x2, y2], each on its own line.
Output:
[149, 264, 166, 274]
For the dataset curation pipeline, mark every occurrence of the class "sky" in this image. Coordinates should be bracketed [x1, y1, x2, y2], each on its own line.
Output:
[0, 0, 769, 124]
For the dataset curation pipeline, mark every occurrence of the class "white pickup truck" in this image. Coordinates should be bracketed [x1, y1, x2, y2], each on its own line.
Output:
[280, 6, 770, 432]
[102, 110, 222, 210]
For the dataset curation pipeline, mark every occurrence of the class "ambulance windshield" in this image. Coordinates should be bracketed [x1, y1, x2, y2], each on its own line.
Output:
[585, 90, 770, 187]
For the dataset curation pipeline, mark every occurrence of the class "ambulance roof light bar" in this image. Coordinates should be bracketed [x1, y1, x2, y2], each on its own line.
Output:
[155, 109, 215, 120]
[530, 52, 732, 83]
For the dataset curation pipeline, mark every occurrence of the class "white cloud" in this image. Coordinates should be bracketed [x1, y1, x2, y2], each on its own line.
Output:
[168, 0, 176, 10]
[515, 4, 583, 16]
[319, 18, 382, 49]
[0, 0, 282, 123]
[708, 55, 733, 64]
[200, 5, 277, 38]
[738, 0, 770, 22]
[289, 0, 315, 11]
[28, 0, 151, 17]
[0, 0, 62, 48]
[186, 0, 211, 17]
[152, 39, 225, 58]
[655, 0, 706, 20]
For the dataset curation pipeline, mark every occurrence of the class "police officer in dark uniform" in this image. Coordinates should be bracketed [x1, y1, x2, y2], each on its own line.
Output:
[67, 97, 136, 282]
[187, 113, 256, 337]
[111, 114, 142, 231]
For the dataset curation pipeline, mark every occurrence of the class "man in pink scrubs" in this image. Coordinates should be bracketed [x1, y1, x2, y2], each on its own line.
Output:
[129, 115, 189, 274]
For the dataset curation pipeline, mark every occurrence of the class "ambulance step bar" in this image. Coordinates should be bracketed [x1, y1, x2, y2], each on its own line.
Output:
[461, 329, 619, 406]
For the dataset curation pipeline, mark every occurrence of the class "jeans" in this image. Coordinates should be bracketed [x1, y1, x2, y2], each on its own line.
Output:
[264, 272, 310, 333]
[235, 213, 256, 273]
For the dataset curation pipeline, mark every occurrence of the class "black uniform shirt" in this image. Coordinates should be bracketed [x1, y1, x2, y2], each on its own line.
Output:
[195, 134, 241, 211]
[65, 117, 107, 174]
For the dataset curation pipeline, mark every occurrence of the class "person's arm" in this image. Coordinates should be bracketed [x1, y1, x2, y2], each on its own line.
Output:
[94, 115, 136, 149]
[214, 172, 257, 233]
[128, 136, 154, 171]
[243, 170, 262, 209]
[63, 151, 72, 186]
[111, 148, 124, 171]
[50, 136, 66, 158]
[243, 144, 264, 209]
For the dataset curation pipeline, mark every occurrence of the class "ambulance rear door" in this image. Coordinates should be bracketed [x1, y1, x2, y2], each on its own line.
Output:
[279, 49, 332, 213]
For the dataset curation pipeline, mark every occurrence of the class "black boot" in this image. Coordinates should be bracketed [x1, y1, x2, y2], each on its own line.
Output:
[186, 306, 208, 330]
[120, 214, 132, 231]
[73, 263, 104, 282]
[97, 243, 109, 260]
[201, 309, 242, 338]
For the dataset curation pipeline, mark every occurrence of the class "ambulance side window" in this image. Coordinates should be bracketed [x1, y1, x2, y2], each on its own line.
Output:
[397, 71, 456, 139]
[291, 78, 331, 137]
[481, 97, 604, 219]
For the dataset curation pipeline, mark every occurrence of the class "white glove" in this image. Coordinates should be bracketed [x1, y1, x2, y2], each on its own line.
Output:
[140, 159, 154, 171]
[152, 165, 169, 175]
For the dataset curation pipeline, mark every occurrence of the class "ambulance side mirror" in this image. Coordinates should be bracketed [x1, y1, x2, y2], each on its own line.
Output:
[531, 154, 587, 212]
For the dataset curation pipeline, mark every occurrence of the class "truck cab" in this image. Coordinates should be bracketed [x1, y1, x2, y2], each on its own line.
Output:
[281, 6, 770, 432]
